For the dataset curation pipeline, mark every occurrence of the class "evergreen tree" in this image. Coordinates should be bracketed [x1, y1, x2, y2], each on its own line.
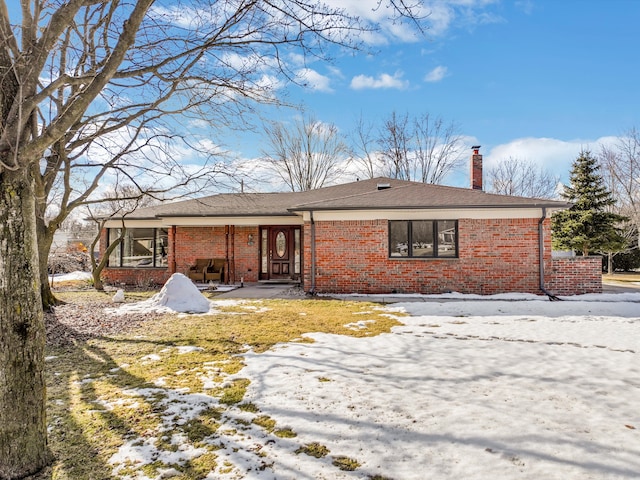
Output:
[552, 150, 627, 256]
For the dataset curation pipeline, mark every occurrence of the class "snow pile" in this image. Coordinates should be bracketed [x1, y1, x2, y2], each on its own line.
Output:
[107, 273, 212, 315]
[48, 270, 93, 283]
[112, 289, 125, 303]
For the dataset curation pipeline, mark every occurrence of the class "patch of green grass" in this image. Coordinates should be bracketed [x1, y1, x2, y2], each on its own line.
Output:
[333, 456, 361, 471]
[274, 427, 297, 438]
[181, 453, 219, 479]
[140, 461, 168, 478]
[238, 402, 260, 413]
[295, 442, 330, 458]
[252, 415, 277, 432]
[603, 272, 640, 283]
[183, 409, 222, 443]
[218, 378, 250, 404]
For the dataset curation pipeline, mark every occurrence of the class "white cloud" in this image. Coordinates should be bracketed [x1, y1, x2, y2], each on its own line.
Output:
[296, 68, 333, 93]
[424, 65, 448, 83]
[350, 71, 409, 90]
[288, 52, 307, 67]
[484, 136, 619, 181]
[515, 0, 535, 14]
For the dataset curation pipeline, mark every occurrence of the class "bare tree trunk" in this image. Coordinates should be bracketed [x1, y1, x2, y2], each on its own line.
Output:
[90, 229, 106, 292]
[89, 221, 123, 292]
[0, 170, 50, 478]
[36, 217, 63, 310]
[608, 252, 613, 275]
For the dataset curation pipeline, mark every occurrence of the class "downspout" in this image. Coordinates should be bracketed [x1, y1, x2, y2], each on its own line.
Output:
[310, 211, 316, 294]
[538, 207, 561, 301]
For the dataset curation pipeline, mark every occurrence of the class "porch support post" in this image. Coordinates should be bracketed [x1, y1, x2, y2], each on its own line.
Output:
[224, 225, 230, 284]
[169, 226, 176, 274]
[230, 225, 235, 284]
[310, 211, 316, 293]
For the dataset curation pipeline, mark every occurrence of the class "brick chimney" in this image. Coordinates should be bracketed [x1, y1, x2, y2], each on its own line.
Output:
[471, 145, 483, 190]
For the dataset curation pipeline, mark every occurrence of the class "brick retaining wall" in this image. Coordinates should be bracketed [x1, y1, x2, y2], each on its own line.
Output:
[546, 256, 602, 295]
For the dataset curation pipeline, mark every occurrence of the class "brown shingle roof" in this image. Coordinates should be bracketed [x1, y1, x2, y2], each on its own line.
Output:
[123, 177, 569, 219]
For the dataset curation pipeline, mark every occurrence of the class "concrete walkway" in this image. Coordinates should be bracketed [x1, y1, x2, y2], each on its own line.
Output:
[212, 282, 304, 299]
[210, 280, 640, 302]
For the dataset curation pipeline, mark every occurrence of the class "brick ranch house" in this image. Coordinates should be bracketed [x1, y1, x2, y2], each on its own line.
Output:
[100, 152, 601, 296]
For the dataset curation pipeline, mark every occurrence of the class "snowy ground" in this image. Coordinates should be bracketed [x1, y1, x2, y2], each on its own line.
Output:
[234, 296, 640, 480]
[102, 282, 640, 479]
[71, 273, 640, 479]
[48, 270, 93, 282]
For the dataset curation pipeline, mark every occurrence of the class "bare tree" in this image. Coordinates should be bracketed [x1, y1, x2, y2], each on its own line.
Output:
[262, 116, 350, 191]
[349, 113, 384, 179]
[35, 135, 226, 309]
[378, 111, 412, 180]
[413, 113, 466, 184]
[487, 157, 559, 198]
[372, 111, 465, 183]
[0, 0, 426, 475]
[598, 129, 640, 272]
[599, 127, 640, 249]
[87, 185, 160, 291]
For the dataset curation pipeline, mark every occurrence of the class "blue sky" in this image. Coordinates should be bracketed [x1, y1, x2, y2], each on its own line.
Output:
[12, 0, 640, 192]
[224, 0, 640, 189]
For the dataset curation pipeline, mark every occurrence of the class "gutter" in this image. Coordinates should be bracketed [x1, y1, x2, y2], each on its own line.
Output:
[288, 202, 571, 213]
[538, 207, 561, 301]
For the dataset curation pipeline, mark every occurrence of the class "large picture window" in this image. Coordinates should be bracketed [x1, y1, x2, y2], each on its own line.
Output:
[108, 228, 168, 268]
[389, 220, 458, 258]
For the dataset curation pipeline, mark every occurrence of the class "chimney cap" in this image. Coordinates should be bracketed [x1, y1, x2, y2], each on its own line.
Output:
[471, 145, 481, 150]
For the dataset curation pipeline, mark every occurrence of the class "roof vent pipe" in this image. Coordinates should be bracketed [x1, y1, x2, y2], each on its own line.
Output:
[471, 145, 483, 190]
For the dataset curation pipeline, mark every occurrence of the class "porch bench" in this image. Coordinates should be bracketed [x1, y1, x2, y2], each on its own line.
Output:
[187, 258, 225, 283]
[187, 258, 211, 282]
[204, 258, 225, 283]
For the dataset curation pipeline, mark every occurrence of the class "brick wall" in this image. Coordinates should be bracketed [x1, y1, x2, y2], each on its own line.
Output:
[101, 226, 260, 286]
[228, 226, 261, 284]
[100, 220, 601, 295]
[546, 256, 602, 295]
[303, 217, 592, 296]
[102, 268, 170, 287]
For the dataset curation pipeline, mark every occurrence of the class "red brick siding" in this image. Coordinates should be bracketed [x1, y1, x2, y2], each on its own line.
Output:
[102, 268, 170, 287]
[101, 226, 260, 285]
[546, 257, 602, 295]
[100, 220, 600, 295]
[304, 218, 569, 295]
[229, 226, 261, 284]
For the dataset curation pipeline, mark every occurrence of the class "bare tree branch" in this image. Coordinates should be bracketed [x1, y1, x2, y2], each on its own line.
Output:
[487, 156, 559, 199]
[262, 115, 349, 191]
[413, 113, 465, 184]
[599, 127, 640, 249]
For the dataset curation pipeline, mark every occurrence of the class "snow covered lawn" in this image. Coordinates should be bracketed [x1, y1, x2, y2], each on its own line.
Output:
[50, 282, 639, 480]
[236, 297, 640, 479]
